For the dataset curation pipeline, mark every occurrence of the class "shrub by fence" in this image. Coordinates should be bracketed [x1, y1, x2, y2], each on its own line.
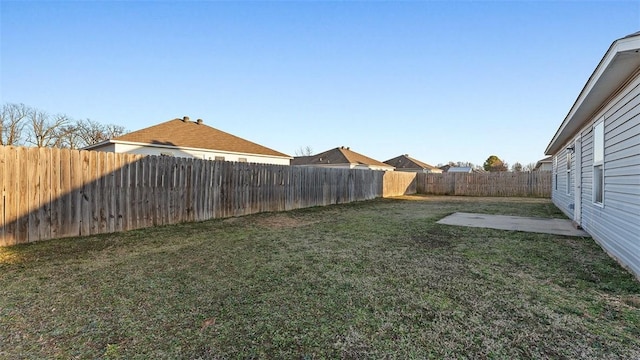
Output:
[416, 172, 551, 197]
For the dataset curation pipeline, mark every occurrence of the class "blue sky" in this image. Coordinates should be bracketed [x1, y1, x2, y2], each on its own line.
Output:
[1, 1, 639, 167]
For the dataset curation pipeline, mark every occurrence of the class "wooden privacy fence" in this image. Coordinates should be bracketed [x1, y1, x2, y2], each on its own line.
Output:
[0, 146, 390, 246]
[0, 145, 551, 246]
[416, 172, 551, 197]
[382, 171, 417, 197]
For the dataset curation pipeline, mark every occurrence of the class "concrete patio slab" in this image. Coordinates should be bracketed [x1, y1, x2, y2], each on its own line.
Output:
[437, 212, 590, 237]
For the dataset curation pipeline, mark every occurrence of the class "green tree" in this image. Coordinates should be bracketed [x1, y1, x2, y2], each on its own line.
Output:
[483, 155, 508, 172]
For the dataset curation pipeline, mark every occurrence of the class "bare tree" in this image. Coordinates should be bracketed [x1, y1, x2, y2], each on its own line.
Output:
[28, 117, 126, 149]
[0, 103, 29, 145]
[294, 145, 314, 156]
[523, 162, 537, 172]
[75, 119, 110, 146]
[27, 111, 70, 147]
[56, 123, 83, 149]
[511, 162, 523, 172]
[70, 119, 127, 148]
[103, 123, 127, 139]
[2, 102, 127, 149]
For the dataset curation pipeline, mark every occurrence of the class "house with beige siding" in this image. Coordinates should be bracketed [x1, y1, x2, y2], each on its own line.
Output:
[545, 32, 640, 279]
[84, 116, 292, 165]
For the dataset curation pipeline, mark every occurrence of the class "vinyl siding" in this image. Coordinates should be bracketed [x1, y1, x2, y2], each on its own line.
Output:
[551, 147, 574, 219]
[537, 163, 553, 171]
[109, 143, 291, 165]
[581, 128, 594, 209]
[578, 72, 640, 278]
[90, 143, 116, 152]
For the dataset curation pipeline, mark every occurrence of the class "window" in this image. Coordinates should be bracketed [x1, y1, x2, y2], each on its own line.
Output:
[566, 151, 572, 194]
[214, 156, 225, 161]
[594, 165, 604, 203]
[238, 158, 247, 163]
[593, 120, 604, 204]
[553, 156, 558, 190]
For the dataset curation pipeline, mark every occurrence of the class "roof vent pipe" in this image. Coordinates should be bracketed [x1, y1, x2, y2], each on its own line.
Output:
[196, 119, 203, 125]
[183, 116, 190, 122]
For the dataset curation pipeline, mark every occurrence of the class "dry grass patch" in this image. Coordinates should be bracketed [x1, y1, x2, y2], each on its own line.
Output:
[253, 214, 319, 229]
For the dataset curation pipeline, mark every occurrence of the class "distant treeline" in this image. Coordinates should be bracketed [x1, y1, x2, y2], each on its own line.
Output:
[0, 102, 127, 149]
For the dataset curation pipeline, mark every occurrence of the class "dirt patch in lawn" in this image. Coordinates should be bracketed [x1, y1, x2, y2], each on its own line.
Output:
[396, 194, 551, 204]
[256, 215, 318, 229]
[223, 214, 318, 229]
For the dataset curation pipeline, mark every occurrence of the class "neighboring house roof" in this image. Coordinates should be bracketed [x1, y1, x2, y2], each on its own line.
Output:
[546, 32, 640, 155]
[84, 117, 291, 158]
[291, 146, 394, 169]
[384, 154, 441, 172]
[447, 166, 473, 173]
[534, 156, 553, 170]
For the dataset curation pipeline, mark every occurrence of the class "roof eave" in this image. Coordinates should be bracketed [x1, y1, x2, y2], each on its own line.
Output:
[84, 139, 293, 159]
[545, 34, 640, 155]
[81, 139, 114, 150]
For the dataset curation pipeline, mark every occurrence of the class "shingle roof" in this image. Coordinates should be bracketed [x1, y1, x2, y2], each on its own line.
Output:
[534, 156, 553, 169]
[383, 154, 440, 171]
[111, 118, 290, 158]
[291, 146, 393, 168]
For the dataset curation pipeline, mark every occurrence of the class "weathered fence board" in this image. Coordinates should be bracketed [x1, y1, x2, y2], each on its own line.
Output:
[4, 147, 17, 245]
[38, 147, 51, 241]
[17, 147, 29, 244]
[0, 146, 5, 245]
[382, 171, 417, 197]
[417, 172, 551, 197]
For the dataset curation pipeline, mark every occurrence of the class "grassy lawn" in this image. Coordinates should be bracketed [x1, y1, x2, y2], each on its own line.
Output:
[1, 195, 639, 359]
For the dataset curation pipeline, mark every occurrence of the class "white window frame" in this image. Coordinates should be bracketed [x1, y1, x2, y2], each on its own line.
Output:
[553, 156, 558, 191]
[566, 151, 572, 195]
[593, 119, 604, 206]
